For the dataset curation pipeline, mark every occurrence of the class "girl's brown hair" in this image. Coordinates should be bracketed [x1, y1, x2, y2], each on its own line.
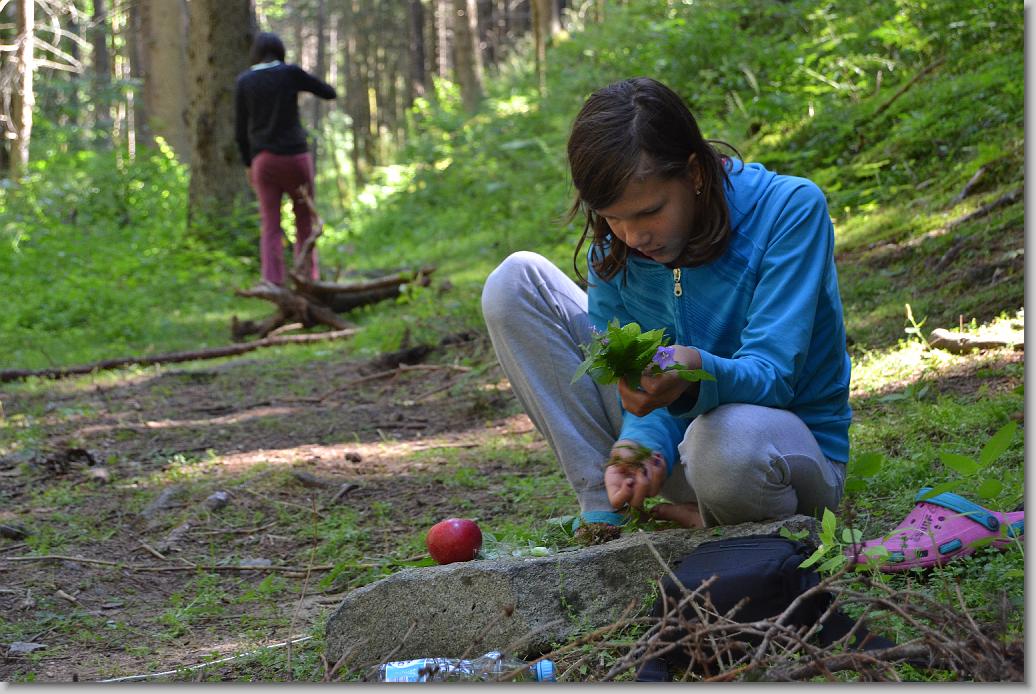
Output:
[566, 77, 740, 283]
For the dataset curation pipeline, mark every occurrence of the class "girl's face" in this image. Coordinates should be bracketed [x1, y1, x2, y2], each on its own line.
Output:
[595, 165, 701, 266]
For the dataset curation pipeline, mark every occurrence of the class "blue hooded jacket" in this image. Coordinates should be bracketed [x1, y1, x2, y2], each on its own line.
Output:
[587, 160, 852, 473]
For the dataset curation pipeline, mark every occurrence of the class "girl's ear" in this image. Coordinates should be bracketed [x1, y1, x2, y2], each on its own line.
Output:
[687, 153, 704, 194]
[687, 153, 703, 190]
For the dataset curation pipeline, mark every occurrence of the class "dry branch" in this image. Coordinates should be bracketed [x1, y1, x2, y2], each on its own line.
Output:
[928, 327, 1023, 354]
[0, 553, 350, 576]
[98, 635, 314, 683]
[945, 187, 1023, 232]
[860, 57, 946, 127]
[538, 566, 1023, 683]
[232, 267, 435, 340]
[0, 328, 358, 383]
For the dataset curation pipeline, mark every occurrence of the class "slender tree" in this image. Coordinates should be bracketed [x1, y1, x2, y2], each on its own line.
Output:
[435, 0, 450, 79]
[407, 0, 428, 100]
[311, 0, 328, 134]
[127, 0, 149, 150]
[90, 0, 112, 145]
[342, 0, 374, 185]
[10, 0, 34, 180]
[451, 0, 483, 113]
[531, 0, 549, 95]
[65, 8, 82, 141]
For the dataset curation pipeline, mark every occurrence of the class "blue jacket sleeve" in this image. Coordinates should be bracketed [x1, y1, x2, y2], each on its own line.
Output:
[587, 260, 686, 475]
[670, 183, 835, 419]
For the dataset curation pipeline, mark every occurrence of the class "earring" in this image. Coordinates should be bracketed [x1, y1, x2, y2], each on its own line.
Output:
[695, 187, 702, 196]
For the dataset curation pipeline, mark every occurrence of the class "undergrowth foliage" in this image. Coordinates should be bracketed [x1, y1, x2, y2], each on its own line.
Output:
[1, 141, 253, 369]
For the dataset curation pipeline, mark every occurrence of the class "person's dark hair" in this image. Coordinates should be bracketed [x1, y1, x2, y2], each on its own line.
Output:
[567, 77, 741, 283]
[250, 32, 286, 65]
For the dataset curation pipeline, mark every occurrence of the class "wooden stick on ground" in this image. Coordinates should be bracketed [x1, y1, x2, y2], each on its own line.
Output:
[0, 328, 358, 383]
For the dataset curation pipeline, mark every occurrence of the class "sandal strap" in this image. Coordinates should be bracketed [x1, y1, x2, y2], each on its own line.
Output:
[915, 487, 1000, 531]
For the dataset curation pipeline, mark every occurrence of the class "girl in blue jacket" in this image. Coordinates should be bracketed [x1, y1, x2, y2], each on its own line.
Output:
[482, 77, 851, 535]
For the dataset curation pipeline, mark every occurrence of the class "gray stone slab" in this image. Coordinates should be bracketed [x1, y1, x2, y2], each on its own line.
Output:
[324, 516, 818, 670]
[7, 641, 47, 656]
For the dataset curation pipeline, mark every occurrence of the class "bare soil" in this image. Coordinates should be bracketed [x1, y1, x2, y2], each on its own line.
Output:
[0, 333, 552, 683]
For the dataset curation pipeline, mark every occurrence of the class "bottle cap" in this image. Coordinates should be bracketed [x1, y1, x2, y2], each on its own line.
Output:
[533, 659, 556, 681]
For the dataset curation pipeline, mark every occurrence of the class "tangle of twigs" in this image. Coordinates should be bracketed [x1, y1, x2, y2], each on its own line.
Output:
[534, 568, 1023, 683]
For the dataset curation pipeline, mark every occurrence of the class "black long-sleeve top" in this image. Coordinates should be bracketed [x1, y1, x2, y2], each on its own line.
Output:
[234, 62, 336, 166]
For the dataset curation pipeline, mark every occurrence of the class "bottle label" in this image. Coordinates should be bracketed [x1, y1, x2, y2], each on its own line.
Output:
[534, 660, 557, 681]
[381, 659, 431, 682]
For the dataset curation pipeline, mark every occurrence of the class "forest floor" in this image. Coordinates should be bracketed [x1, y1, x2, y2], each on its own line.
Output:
[0, 330, 575, 682]
[0, 312, 1025, 683]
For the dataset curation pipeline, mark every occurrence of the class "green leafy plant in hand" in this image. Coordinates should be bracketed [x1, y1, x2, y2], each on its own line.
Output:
[572, 319, 715, 389]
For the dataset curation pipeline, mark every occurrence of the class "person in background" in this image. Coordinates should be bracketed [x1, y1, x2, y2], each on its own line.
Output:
[481, 77, 851, 539]
[235, 31, 336, 287]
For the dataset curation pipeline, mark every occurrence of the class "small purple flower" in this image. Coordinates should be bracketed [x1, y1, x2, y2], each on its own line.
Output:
[652, 345, 677, 371]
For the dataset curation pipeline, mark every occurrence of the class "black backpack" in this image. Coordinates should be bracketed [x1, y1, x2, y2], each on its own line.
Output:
[635, 534, 895, 681]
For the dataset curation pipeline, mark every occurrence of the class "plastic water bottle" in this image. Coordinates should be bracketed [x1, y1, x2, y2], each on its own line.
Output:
[374, 650, 556, 682]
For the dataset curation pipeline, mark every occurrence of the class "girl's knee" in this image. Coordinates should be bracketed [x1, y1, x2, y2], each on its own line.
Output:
[678, 405, 801, 522]
[481, 251, 547, 322]
[679, 405, 775, 471]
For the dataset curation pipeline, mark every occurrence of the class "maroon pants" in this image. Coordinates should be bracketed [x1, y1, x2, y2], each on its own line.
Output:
[251, 150, 320, 285]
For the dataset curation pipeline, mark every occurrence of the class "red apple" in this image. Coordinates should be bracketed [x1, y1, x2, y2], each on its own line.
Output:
[426, 518, 483, 564]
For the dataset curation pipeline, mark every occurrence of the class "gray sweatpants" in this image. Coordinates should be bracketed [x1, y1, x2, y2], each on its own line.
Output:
[481, 251, 846, 527]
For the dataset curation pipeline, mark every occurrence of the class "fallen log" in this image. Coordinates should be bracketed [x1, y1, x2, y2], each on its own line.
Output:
[928, 328, 1023, 354]
[293, 266, 436, 313]
[231, 266, 435, 340]
[0, 328, 359, 383]
[232, 185, 436, 340]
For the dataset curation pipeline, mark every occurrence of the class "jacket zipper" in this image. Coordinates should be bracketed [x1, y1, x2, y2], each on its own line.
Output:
[672, 268, 686, 346]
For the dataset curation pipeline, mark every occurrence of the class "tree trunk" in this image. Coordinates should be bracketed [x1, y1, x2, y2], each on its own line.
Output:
[339, 8, 360, 186]
[351, 0, 375, 180]
[408, 0, 428, 100]
[91, 0, 113, 146]
[186, 0, 256, 246]
[127, 1, 150, 150]
[391, 11, 408, 143]
[311, 0, 328, 141]
[511, 0, 532, 33]
[451, 0, 483, 114]
[372, 38, 384, 142]
[531, 0, 549, 95]
[550, 0, 563, 34]
[482, 0, 502, 68]
[64, 11, 82, 144]
[10, 0, 33, 181]
[140, 0, 190, 161]
[435, 0, 451, 79]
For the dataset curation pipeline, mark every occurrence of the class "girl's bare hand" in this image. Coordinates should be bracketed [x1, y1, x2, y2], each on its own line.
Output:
[650, 501, 705, 528]
[617, 345, 701, 416]
[604, 440, 666, 510]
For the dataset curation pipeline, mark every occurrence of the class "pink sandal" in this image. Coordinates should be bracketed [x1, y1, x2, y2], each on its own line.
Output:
[849, 487, 1024, 572]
